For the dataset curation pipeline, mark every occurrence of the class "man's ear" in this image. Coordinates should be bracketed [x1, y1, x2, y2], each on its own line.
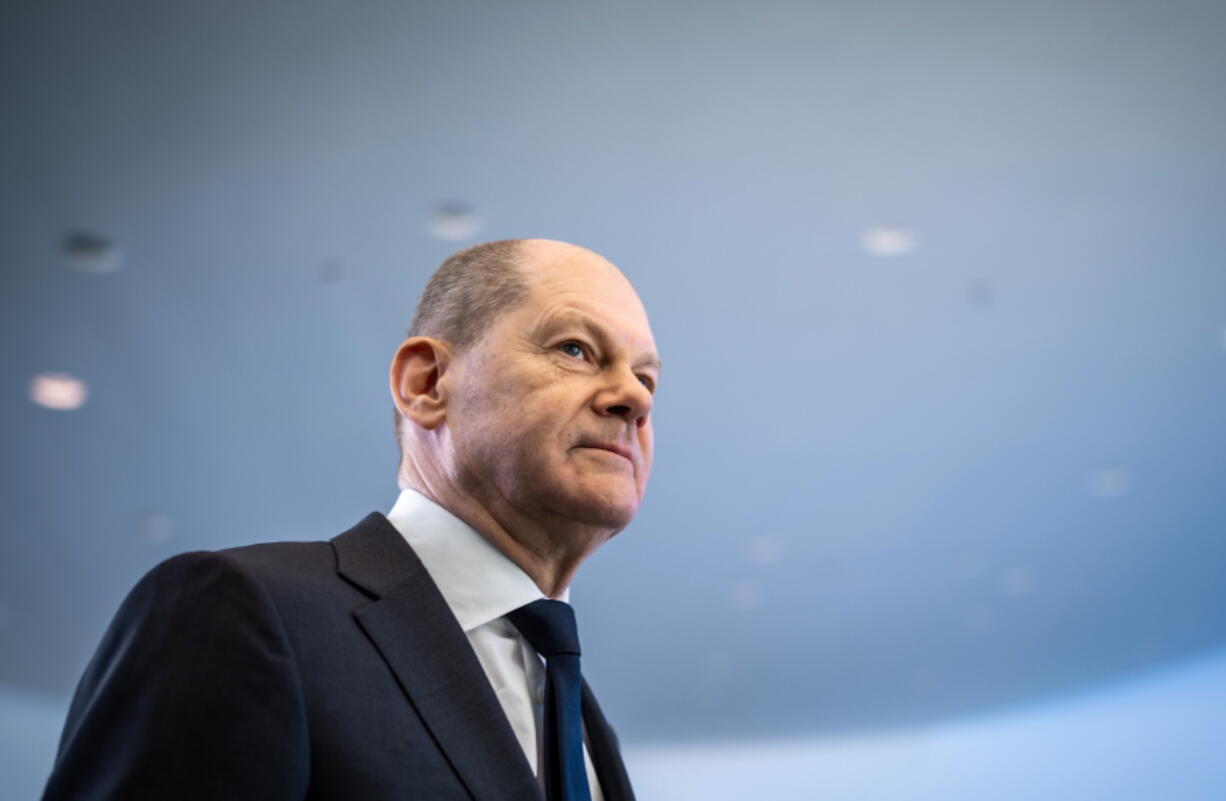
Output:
[390, 337, 452, 431]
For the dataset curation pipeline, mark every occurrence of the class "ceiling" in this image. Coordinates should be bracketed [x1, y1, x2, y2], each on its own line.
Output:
[3, 0, 1225, 743]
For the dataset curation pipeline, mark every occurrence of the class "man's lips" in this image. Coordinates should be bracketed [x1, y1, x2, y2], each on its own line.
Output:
[577, 442, 634, 462]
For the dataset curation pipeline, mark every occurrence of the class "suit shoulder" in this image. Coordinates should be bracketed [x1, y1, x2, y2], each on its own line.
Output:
[220, 539, 347, 606]
[127, 537, 340, 621]
[216, 538, 335, 576]
[137, 539, 331, 590]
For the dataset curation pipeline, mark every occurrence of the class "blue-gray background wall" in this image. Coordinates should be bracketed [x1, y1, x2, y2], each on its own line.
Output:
[3, 1, 1225, 798]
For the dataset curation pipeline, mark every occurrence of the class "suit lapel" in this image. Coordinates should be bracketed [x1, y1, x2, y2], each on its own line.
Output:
[582, 680, 637, 801]
[333, 513, 543, 801]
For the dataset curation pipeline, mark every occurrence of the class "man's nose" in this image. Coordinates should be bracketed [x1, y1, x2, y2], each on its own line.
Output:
[595, 366, 653, 425]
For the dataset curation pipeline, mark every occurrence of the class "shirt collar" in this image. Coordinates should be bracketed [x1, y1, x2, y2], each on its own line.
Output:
[385, 488, 566, 632]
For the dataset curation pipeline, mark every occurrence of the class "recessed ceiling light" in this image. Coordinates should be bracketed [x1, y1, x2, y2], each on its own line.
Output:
[966, 279, 995, 305]
[745, 535, 784, 565]
[861, 225, 916, 257]
[318, 260, 344, 283]
[63, 231, 122, 274]
[426, 204, 480, 241]
[29, 372, 88, 410]
[729, 579, 762, 611]
[999, 565, 1036, 598]
[1088, 467, 1129, 499]
[140, 513, 174, 543]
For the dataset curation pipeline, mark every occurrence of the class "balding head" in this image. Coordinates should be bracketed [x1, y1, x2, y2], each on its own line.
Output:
[406, 238, 633, 346]
[395, 239, 643, 452]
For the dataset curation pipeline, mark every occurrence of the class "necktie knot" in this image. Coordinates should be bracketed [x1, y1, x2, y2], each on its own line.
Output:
[506, 598, 581, 658]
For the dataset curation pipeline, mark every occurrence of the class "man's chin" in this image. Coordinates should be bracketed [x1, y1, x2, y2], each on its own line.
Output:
[555, 486, 639, 531]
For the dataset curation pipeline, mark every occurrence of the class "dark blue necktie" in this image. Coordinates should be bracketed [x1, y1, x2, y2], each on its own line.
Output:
[506, 599, 593, 801]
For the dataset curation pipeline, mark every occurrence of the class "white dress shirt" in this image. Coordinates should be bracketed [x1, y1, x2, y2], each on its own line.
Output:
[386, 489, 604, 800]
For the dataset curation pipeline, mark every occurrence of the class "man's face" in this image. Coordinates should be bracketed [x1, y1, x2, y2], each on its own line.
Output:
[445, 244, 659, 534]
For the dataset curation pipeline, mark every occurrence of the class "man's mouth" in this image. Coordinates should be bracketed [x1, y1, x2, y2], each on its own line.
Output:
[578, 442, 633, 462]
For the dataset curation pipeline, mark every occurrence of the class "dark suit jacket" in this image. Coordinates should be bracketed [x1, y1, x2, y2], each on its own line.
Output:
[42, 512, 636, 801]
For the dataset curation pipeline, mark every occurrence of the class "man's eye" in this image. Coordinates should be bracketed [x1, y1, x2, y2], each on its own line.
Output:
[558, 341, 586, 359]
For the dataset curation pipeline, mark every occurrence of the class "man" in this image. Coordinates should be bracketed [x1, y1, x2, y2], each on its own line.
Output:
[42, 239, 660, 801]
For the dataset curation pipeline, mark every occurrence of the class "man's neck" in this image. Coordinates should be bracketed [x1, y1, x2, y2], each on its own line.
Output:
[398, 466, 610, 598]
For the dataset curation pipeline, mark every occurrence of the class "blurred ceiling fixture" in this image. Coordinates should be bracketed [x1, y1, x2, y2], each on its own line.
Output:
[29, 371, 88, 410]
[140, 513, 174, 543]
[1088, 467, 1129, 499]
[426, 203, 480, 241]
[966, 279, 995, 306]
[861, 225, 916, 257]
[318, 260, 344, 283]
[746, 534, 785, 565]
[63, 230, 123, 274]
[999, 565, 1036, 598]
[729, 579, 763, 611]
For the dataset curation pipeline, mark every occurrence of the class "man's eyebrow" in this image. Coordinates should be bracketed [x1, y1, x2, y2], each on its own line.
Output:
[541, 311, 663, 372]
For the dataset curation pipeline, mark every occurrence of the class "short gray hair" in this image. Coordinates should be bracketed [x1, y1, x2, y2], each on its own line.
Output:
[394, 239, 533, 451]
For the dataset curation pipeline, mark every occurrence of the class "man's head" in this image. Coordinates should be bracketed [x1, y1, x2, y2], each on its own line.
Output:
[391, 239, 660, 548]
